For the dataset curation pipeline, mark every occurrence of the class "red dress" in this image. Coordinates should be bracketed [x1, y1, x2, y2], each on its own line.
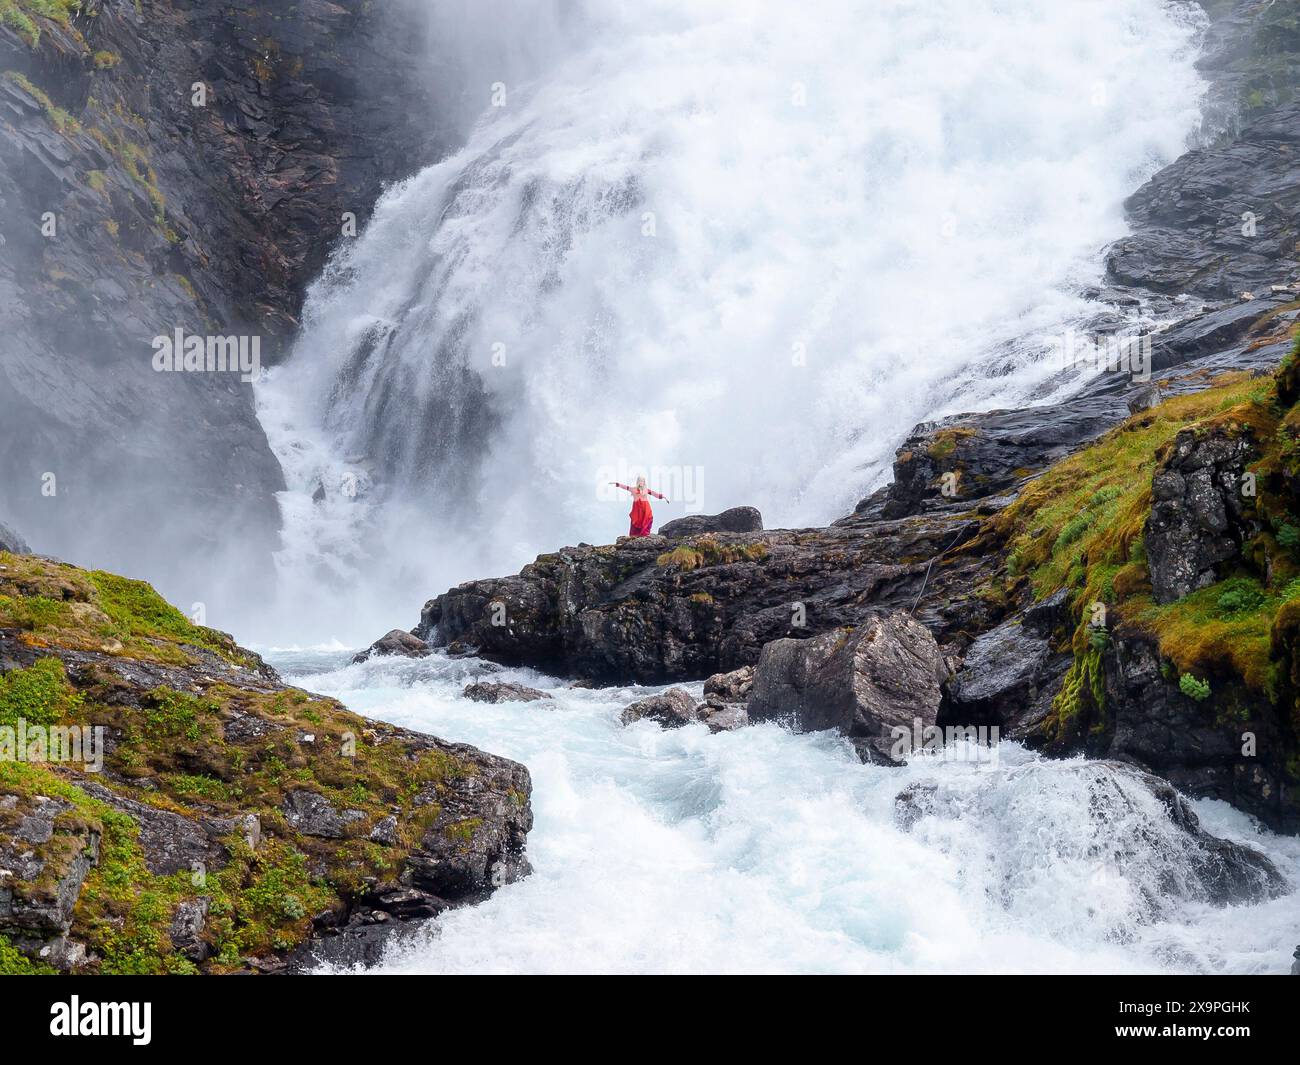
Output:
[629, 497, 654, 537]
[614, 482, 664, 537]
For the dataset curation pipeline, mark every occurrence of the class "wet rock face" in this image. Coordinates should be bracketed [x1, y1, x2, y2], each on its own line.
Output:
[1145, 428, 1257, 604]
[1092, 632, 1299, 834]
[0, 794, 100, 949]
[745, 614, 949, 764]
[1106, 102, 1300, 299]
[943, 618, 1069, 736]
[0, 0, 447, 602]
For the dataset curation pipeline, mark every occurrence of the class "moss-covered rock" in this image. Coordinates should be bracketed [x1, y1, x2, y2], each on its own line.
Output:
[0, 554, 532, 973]
[989, 356, 1300, 830]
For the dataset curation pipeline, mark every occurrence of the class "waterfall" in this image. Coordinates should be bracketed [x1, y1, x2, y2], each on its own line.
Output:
[254, 0, 1207, 644]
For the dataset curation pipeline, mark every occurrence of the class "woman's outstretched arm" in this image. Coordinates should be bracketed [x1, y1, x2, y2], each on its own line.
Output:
[610, 481, 633, 494]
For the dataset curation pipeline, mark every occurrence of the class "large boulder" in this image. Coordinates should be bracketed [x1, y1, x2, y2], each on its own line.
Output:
[463, 681, 553, 704]
[620, 687, 699, 728]
[659, 507, 763, 538]
[745, 613, 948, 764]
[352, 629, 431, 664]
[943, 617, 1069, 736]
[0, 555, 534, 972]
[1145, 427, 1257, 604]
[697, 666, 753, 733]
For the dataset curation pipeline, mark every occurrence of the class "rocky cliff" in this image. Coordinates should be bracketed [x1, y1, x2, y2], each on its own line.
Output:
[0, 549, 531, 973]
[0, 0, 447, 614]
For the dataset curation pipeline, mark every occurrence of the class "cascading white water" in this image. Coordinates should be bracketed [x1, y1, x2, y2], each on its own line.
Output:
[272, 649, 1300, 975]
[254, 0, 1208, 645]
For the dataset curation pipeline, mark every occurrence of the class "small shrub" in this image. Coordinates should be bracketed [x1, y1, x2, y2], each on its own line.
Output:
[1215, 578, 1265, 616]
[0, 658, 83, 727]
[1053, 513, 1092, 554]
[1179, 672, 1211, 702]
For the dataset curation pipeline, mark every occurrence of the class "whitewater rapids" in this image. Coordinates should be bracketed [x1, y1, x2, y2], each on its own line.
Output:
[269, 648, 1300, 975]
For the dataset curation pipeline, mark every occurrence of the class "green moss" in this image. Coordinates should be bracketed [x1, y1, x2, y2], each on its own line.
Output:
[991, 370, 1290, 708]
[2, 70, 79, 133]
[0, 657, 83, 728]
[0, 0, 80, 48]
[87, 569, 258, 667]
[926, 427, 976, 461]
[1048, 646, 1105, 737]
[0, 933, 53, 974]
[656, 536, 770, 571]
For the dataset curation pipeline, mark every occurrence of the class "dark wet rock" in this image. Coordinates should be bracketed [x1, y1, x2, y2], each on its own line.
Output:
[943, 619, 1068, 734]
[1145, 427, 1258, 603]
[1292, 946, 1300, 976]
[1106, 102, 1300, 299]
[850, 398, 1133, 522]
[698, 701, 748, 733]
[1195, 0, 1300, 136]
[1069, 629, 1298, 834]
[418, 520, 992, 685]
[79, 782, 233, 876]
[745, 613, 948, 764]
[286, 918, 427, 973]
[619, 687, 699, 729]
[1133, 765, 1287, 905]
[660, 506, 764, 538]
[282, 790, 366, 840]
[462, 681, 553, 704]
[352, 629, 431, 664]
[696, 666, 753, 732]
[404, 741, 533, 901]
[1022, 588, 1073, 640]
[704, 665, 755, 704]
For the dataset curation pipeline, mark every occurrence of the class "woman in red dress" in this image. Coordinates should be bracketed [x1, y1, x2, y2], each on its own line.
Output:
[611, 476, 669, 537]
